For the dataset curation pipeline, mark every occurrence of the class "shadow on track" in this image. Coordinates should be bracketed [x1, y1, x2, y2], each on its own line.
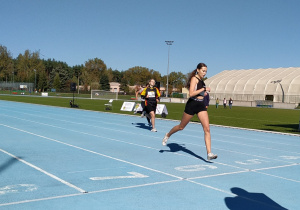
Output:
[132, 123, 152, 131]
[159, 143, 211, 163]
[0, 157, 20, 173]
[224, 187, 287, 210]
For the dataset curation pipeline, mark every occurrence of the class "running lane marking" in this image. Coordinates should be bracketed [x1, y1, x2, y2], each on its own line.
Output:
[90, 172, 148, 181]
[0, 124, 183, 180]
[0, 180, 180, 207]
[0, 148, 87, 193]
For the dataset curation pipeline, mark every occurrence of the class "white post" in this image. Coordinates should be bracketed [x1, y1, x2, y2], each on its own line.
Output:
[165, 41, 174, 98]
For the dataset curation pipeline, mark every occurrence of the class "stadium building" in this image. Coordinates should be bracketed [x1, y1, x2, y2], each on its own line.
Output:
[205, 67, 300, 108]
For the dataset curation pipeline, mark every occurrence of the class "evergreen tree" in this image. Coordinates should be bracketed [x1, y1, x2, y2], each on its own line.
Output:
[100, 74, 110, 91]
[53, 73, 61, 91]
[38, 70, 48, 91]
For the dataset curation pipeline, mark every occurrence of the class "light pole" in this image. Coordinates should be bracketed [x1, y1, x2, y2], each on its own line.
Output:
[271, 80, 284, 103]
[165, 41, 174, 98]
[12, 71, 14, 89]
[34, 69, 37, 92]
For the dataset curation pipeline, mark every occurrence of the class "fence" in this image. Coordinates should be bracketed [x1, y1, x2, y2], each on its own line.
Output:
[0, 82, 35, 93]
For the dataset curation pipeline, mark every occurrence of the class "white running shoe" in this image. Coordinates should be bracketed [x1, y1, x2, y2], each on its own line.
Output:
[162, 133, 169, 146]
[207, 153, 218, 160]
[151, 128, 157, 132]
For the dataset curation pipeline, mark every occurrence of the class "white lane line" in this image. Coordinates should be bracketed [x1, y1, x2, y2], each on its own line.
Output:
[90, 172, 149, 181]
[251, 163, 300, 183]
[186, 179, 288, 209]
[0, 192, 83, 207]
[1, 114, 290, 172]
[213, 138, 300, 154]
[2, 112, 300, 161]
[0, 179, 181, 207]
[3, 112, 300, 158]
[0, 124, 183, 180]
[253, 170, 300, 183]
[0, 117, 250, 172]
[1, 101, 299, 138]
[187, 164, 300, 183]
[2, 114, 299, 180]
[188, 170, 249, 180]
[87, 179, 181, 193]
[252, 163, 298, 171]
[0, 148, 87, 194]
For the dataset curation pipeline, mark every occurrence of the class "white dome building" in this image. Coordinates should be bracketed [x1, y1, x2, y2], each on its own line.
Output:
[205, 67, 300, 107]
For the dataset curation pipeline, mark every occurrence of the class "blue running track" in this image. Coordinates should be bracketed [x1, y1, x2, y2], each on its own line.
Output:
[0, 100, 299, 209]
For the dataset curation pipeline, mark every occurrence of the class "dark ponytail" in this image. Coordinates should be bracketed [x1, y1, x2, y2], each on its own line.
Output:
[186, 63, 207, 88]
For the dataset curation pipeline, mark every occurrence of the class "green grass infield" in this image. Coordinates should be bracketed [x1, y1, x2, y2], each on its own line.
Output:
[1, 94, 299, 135]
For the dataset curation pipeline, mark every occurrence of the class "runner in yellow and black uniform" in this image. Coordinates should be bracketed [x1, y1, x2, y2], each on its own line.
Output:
[141, 79, 161, 132]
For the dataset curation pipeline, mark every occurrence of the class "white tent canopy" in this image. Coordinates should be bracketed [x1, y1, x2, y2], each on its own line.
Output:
[205, 67, 300, 103]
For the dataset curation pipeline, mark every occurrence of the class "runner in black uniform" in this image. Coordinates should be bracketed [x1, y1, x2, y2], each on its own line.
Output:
[162, 63, 217, 160]
[140, 84, 151, 125]
[141, 79, 161, 132]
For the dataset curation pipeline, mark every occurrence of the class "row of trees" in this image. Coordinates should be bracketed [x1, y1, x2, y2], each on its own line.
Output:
[0, 45, 187, 94]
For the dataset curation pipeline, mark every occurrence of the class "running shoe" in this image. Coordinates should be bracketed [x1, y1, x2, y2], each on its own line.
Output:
[207, 153, 218, 160]
[151, 128, 157, 132]
[162, 133, 169, 146]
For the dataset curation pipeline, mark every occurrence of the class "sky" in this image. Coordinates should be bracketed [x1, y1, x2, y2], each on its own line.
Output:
[1, 0, 300, 77]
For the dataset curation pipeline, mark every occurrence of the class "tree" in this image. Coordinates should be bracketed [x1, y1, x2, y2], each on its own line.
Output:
[48, 63, 70, 91]
[100, 74, 110, 91]
[84, 58, 107, 80]
[72, 64, 84, 86]
[123, 66, 161, 86]
[0, 45, 196, 95]
[112, 70, 124, 83]
[120, 77, 129, 93]
[82, 58, 107, 90]
[15, 50, 44, 83]
[0, 45, 14, 82]
[52, 73, 61, 90]
[106, 68, 124, 83]
[151, 70, 162, 83]
[38, 70, 48, 91]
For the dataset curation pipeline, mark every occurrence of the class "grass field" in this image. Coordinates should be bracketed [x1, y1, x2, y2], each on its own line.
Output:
[1, 94, 299, 135]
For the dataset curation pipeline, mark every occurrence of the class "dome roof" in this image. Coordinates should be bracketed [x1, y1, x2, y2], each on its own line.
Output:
[205, 67, 300, 103]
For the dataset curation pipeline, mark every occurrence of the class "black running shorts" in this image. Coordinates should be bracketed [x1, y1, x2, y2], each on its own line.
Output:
[184, 98, 207, 115]
[146, 101, 157, 113]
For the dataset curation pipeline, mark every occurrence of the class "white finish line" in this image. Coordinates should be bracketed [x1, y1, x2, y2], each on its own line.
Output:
[90, 172, 148, 181]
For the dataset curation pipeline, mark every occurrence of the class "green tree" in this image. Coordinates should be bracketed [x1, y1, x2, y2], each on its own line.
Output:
[82, 58, 107, 90]
[0, 45, 14, 82]
[106, 68, 114, 82]
[124, 66, 161, 86]
[120, 77, 129, 93]
[151, 70, 162, 83]
[49, 64, 70, 90]
[100, 74, 110, 91]
[72, 64, 84, 86]
[15, 50, 44, 83]
[112, 70, 123, 83]
[53, 73, 61, 90]
[38, 70, 48, 91]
